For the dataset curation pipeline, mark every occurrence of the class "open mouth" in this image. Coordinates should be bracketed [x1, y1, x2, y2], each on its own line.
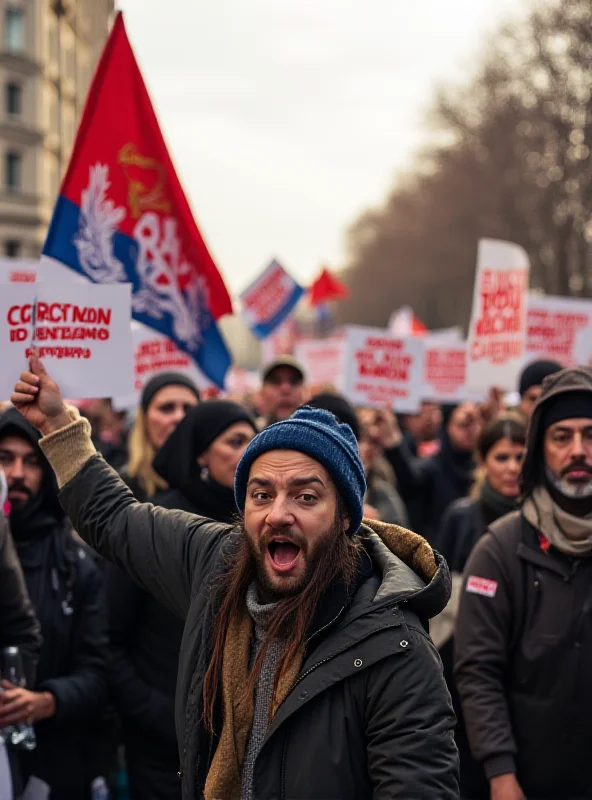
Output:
[267, 538, 302, 573]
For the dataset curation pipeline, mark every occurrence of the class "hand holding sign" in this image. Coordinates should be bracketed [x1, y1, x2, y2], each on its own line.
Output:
[12, 352, 71, 436]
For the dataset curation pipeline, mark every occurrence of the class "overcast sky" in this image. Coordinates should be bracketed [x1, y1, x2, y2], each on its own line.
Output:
[116, 0, 519, 295]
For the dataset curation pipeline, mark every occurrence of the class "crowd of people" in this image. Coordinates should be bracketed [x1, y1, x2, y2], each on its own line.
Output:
[0, 351, 591, 800]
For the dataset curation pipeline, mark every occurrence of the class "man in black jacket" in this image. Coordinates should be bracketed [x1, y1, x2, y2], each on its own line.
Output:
[455, 366, 592, 800]
[0, 407, 109, 799]
[11, 354, 458, 800]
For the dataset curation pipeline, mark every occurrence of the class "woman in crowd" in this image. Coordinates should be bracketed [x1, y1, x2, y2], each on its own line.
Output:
[437, 415, 526, 799]
[439, 415, 526, 573]
[121, 373, 201, 502]
[106, 400, 257, 800]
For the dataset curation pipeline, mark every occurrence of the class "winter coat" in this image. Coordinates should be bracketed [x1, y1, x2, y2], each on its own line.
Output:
[0, 409, 109, 799]
[0, 516, 41, 685]
[15, 523, 109, 798]
[455, 366, 592, 799]
[385, 435, 475, 545]
[58, 453, 459, 799]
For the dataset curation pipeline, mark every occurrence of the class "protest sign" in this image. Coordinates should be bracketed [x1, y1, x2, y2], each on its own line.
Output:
[342, 326, 424, 413]
[240, 259, 304, 339]
[0, 258, 38, 283]
[466, 239, 529, 392]
[421, 338, 484, 403]
[294, 334, 348, 393]
[0, 283, 133, 400]
[111, 323, 213, 410]
[526, 294, 592, 367]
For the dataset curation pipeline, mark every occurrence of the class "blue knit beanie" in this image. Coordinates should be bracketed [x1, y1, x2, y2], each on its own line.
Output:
[234, 406, 366, 536]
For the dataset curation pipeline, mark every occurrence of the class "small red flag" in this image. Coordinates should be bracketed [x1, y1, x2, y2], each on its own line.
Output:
[309, 268, 349, 307]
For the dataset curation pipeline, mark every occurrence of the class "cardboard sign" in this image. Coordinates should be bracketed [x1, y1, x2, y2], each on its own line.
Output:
[0, 283, 133, 400]
[342, 326, 424, 413]
[112, 323, 214, 410]
[240, 259, 304, 339]
[526, 294, 592, 367]
[0, 258, 38, 283]
[294, 334, 348, 393]
[467, 239, 529, 391]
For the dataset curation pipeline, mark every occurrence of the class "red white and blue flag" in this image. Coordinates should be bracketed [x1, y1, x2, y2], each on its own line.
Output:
[240, 259, 303, 339]
[42, 13, 232, 387]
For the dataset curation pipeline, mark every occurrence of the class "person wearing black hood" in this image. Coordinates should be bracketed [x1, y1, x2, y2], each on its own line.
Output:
[455, 367, 592, 800]
[517, 358, 562, 420]
[105, 400, 257, 799]
[372, 402, 482, 545]
[0, 408, 108, 799]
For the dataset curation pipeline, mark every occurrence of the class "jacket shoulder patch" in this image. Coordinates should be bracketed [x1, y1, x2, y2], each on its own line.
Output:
[466, 575, 498, 598]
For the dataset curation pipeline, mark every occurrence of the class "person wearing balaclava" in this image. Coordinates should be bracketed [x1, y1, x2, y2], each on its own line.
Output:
[0, 408, 108, 799]
[456, 366, 592, 800]
[105, 400, 257, 800]
[372, 402, 482, 545]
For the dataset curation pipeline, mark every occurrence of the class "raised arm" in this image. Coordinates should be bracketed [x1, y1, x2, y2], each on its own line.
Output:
[11, 354, 228, 619]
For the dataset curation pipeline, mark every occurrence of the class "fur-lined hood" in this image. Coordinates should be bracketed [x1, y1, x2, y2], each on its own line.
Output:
[359, 518, 451, 621]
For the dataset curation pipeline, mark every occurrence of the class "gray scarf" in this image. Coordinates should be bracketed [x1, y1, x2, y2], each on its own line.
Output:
[523, 485, 592, 557]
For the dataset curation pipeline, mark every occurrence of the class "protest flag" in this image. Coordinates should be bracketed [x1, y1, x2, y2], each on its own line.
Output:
[308, 267, 349, 307]
[42, 12, 232, 388]
[240, 259, 304, 339]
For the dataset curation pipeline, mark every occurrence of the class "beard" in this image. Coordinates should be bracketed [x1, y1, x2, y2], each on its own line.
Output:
[7, 479, 33, 510]
[546, 463, 592, 500]
[243, 517, 344, 601]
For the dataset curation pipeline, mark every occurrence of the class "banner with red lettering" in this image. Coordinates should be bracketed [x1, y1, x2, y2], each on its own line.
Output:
[526, 294, 592, 367]
[294, 334, 347, 393]
[240, 259, 304, 339]
[0, 259, 38, 283]
[342, 326, 424, 412]
[41, 12, 232, 388]
[466, 239, 530, 391]
[0, 283, 133, 400]
[422, 338, 483, 403]
[112, 323, 214, 410]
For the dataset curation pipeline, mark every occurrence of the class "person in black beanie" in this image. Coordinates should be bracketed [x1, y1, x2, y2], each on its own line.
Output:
[0, 409, 108, 798]
[518, 359, 562, 419]
[456, 367, 592, 800]
[105, 400, 257, 800]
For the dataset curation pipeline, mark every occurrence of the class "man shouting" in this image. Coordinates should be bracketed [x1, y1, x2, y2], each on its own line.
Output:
[12, 355, 458, 800]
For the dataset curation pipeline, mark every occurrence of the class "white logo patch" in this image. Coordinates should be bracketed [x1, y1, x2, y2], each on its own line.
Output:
[466, 575, 498, 598]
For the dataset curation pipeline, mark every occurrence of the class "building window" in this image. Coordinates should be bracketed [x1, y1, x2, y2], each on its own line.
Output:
[5, 151, 22, 191]
[5, 7, 25, 53]
[4, 239, 20, 257]
[6, 82, 21, 117]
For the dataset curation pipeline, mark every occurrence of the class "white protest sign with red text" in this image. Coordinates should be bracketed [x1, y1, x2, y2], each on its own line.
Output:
[0, 283, 133, 400]
[466, 239, 530, 392]
[294, 334, 348, 393]
[526, 294, 592, 367]
[342, 326, 424, 413]
[112, 323, 214, 410]
[422, 338, 484, 403]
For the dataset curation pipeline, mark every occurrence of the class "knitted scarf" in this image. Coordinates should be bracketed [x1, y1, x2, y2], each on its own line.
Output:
[204, 602, 303, 800]
[523, 485, 592, 557]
